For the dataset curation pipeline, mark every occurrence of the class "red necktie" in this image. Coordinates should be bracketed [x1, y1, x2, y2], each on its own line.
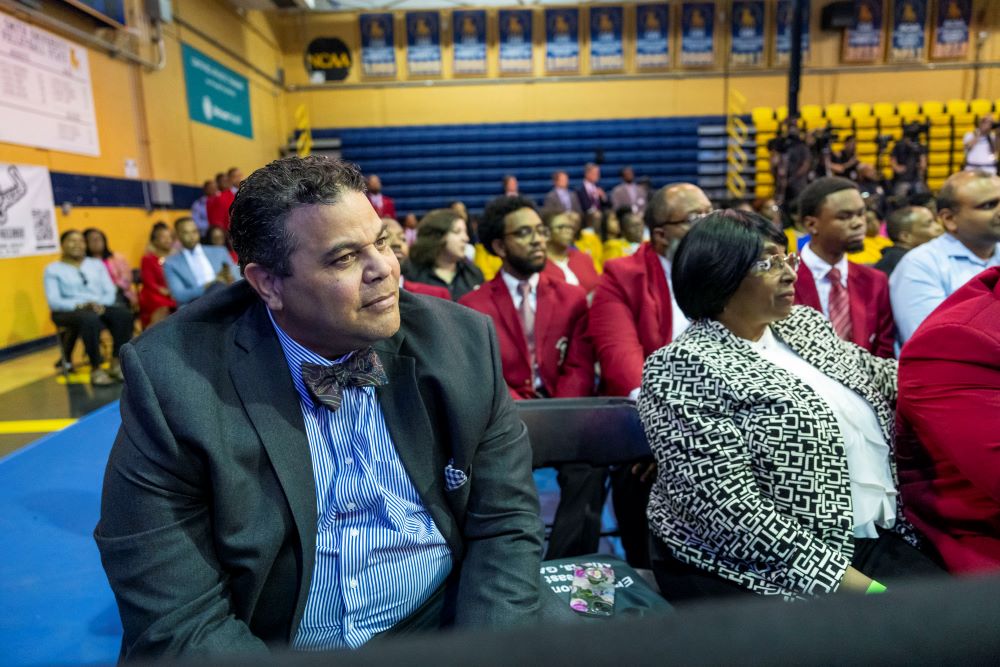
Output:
[517, 281, 537, 387]
[826, 267, 853, 342]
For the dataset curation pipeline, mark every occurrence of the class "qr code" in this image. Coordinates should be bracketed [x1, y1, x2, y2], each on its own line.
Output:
[33, 209, 55, 242]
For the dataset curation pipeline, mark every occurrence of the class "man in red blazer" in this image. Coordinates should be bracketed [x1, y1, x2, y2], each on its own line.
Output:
[366, 174, 396, 218]
[897, 266, 1000, 574]
[794, 177, 895, 358]
[589, 183, 711, 398]
[587, 183, 710, 567]
[459, 195, 603, 559]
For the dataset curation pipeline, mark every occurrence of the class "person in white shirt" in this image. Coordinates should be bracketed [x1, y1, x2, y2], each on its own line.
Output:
[963, 114, 998, 175]
[163, 218, 239, 306]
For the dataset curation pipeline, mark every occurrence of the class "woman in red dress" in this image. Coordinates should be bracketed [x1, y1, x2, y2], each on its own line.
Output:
[138, 222, 177, 328]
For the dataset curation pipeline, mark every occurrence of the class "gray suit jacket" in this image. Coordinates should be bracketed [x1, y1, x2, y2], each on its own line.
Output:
[95, 282, 544, 659]
[163, 245, 240, 305]
[542, 188, 582, 214]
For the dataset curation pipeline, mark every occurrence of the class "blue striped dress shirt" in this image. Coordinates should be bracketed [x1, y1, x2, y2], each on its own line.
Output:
[267, 311, 452, 650]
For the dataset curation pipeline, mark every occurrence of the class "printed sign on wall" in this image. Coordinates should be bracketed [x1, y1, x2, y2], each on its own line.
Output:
[499, 9, 534, 74]
[182, 43, 253, 139]
[680, 2, 716, 67]
[452, 10, 487, 75]
[406, 11, 441, 77]
[890, 0, 927, 62]
[931, 0, 971, 60]
[0, 163, 58, 260]
[360, 13, 396, 78]
[730, 1, 765, 67]
[305, 37, 352, 82]
[590, 6, 624, 72]
[635, 3, 670, 69]
[774, 0, 810, 65]
[843, 0, 885, 63]
[0, 14, 99, 156]
[545, 8, 579, 73]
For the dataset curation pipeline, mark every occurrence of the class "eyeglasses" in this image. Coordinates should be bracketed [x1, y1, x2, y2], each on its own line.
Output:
[506, 225, 551, 241]
[751, 252, 801, 275]
[662, 209, 715, 226]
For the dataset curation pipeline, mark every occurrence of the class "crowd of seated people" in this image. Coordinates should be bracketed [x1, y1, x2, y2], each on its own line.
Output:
[81, 153, 1000, 659]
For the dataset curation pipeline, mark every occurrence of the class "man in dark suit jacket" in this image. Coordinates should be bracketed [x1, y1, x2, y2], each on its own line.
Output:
[897, 266, 1000, 574]
[576, 163, 608, 213]
[794, 177, 896, 358]
[95, 157, 543, 659]
[542, 171, 583, 214]
[459, 196, 602, 560]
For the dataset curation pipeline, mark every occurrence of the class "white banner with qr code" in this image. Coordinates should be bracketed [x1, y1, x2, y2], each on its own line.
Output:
[0, 163, 58, 259]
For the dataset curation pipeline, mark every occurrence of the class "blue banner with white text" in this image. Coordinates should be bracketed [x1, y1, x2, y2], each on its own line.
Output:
[635, 3, 669, 69]
[452, 10, 487, 75]
[406, 11, 441, 76]
[680, 2, 716, 67]
[843, 0, 884, 63]
[360, 13, 396, 78]
[590, 6, 624, 72]
[891, 0, 927, 62]
[499, 9, 533, 74]
[545, 8, 579, 73]
[775, 0, 810, 65]
[730, 1, 765, 67]
[931, 0, 970, 60]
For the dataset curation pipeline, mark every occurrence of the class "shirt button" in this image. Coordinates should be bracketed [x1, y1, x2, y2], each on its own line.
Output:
[350, 578, 358, 588]
[350, 528, 359, 537]
[345, 457, 354, 465]
[346, 502, 356, 511]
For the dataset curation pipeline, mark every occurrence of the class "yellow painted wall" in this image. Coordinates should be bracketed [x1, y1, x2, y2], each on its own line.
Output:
[277, 0, 1000, 128]
[0, 0, 285, 348]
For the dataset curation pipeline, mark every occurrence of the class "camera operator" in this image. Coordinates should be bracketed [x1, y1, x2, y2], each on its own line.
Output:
[827, 134, 860, 181]
[963, 113, 998, 174]
[890, 122, 929, 198]
[768, 119, 813, 206]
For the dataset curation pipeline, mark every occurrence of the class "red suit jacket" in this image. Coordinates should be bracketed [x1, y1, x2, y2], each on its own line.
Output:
[588, 243, 673, 397]
[794, 260, 895, 358]
[459, 272, 595, 399]
[541, 248, 601, 294]
[207, 190, 235, 231]
[368, 194, 396, 219]
[403, 279, 450, 299]
[897, 267, 1000, 574]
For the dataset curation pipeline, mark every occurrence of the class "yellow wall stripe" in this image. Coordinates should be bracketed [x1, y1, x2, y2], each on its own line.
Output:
[0, 419, 78, 434]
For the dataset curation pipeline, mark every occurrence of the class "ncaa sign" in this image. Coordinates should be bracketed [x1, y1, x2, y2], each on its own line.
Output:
[306, 37, 352, 82]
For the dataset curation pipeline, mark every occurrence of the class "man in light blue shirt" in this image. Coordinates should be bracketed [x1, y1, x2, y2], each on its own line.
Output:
[43, 229, 134, 385]
[890, 170, 1000, 344]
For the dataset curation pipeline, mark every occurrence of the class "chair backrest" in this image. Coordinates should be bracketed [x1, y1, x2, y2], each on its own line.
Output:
[516, 397, 651, 469]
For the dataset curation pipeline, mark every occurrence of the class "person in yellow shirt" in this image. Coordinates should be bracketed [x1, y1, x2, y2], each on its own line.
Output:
[575, 209, 604, 272]
[602, 207, 646, 262]
[847, 209, 893, 265]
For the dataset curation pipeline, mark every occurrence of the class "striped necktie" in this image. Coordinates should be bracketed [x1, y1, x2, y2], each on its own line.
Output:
[517, 281, 537, 386]
[826, 267, 853, 341]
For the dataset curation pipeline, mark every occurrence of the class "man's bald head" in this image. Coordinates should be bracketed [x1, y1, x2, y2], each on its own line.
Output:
[937, 170, 997, 213]
[645, 183, 712, 256]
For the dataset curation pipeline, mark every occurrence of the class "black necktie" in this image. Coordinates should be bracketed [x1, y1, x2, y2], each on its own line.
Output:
[300, 348, 388, 411]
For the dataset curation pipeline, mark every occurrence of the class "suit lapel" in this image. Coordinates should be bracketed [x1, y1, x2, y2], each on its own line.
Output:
[643, 244, 672, 343]
[846, 263, 872, 351]
[534, 275, 554, 367]
[373, 329, 461, 554]
[490, 275, 531, 363]
[793, 261, 822, 312]
[169, 255, 197, 290]
[229, 300, 317, 635]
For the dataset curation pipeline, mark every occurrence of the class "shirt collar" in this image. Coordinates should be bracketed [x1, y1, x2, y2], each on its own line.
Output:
[182, 244, 204, 257]
[266, 308, 353, 408]
[939, 232, 999, 265]
[802, 242, 848, 285]
[501, 269, 539, 298]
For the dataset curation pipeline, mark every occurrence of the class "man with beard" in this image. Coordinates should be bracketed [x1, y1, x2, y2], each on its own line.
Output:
[794, 177, 895, 358]
[385, 217, 450, 299]
[588, 183, 710, 568]
[365, 174, 396, 218]
[459, 195, 604, 560]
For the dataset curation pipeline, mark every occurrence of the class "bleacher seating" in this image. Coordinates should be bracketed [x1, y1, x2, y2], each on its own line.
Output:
[750, 99, 998, 198]
[305, 116, 755, 215]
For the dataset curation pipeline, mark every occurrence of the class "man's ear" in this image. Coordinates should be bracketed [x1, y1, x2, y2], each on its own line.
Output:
[802, 215, 819, 236]
[490, 238, 507, 260]
[244, 263, 284, 311]
[937, 209, 958, 235]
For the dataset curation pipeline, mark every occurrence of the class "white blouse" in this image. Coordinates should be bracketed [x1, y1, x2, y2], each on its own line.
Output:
[748, 327, 897, 538]
[550, 257, 580, 286]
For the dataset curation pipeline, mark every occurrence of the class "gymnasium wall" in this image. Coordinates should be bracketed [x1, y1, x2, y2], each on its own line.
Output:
[277, 0, 1000, 128]
[0, 0, 285, 349]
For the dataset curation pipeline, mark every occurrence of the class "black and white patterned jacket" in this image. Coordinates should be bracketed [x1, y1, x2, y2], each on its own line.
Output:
[639, 305, 897, 599]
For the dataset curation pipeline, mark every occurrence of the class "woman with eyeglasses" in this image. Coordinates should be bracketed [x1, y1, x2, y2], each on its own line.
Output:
[639, 210, 942, 603]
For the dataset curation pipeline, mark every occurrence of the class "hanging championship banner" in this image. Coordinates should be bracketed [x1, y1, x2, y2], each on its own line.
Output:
[499, 9, 533, 74]
[452, 10, 487, 75]
[775, 0, 810, 65]
[360, 13, 396, 78]
[730, 1, 765, 67]
[545, 8, 579, 73]
[406, 12, 441, 76]
[843, 0, 885, 63]
[590, 6, 624, 72]
[890, 0, 927, 62]
[931, 0, 970, 60]
[635, 4, 670, 70]
[680, 2, 716, 67]
[0, 163, 58, 260]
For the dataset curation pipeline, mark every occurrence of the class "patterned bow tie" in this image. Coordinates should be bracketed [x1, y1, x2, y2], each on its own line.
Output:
[300, 348, 388, 411]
